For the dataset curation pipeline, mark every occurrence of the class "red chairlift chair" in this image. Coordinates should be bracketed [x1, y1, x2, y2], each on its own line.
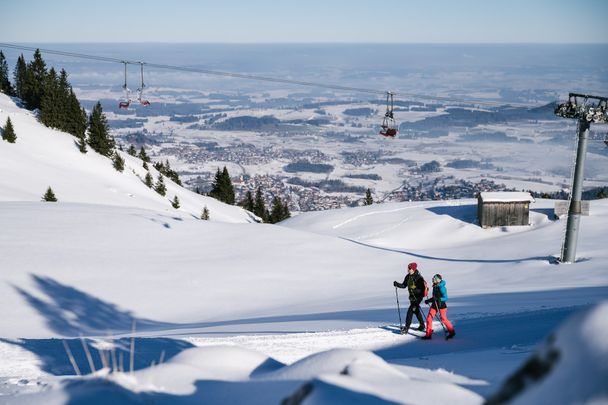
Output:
[379, 92, 397, 138]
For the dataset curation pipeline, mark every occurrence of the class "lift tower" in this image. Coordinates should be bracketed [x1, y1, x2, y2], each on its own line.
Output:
[554, 93, 608, 263]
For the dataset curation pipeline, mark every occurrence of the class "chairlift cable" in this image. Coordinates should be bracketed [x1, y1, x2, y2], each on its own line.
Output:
[0, 42, 545, 108]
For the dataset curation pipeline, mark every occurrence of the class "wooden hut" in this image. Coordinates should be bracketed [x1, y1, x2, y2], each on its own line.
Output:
[477, 192, 535, 228]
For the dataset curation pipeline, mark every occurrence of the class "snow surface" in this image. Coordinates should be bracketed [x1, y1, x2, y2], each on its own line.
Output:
[1, 93, 608, 404]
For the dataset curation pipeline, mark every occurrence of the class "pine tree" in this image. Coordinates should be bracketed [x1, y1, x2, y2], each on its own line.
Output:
[42, 186, 57, 202]
[269, 196, 283, 224]
[154, 174, 166, 196]
[77, 134, 87, 153]
[143, 161, 149, 170]
[171, 195, 180, 209]
[0, 51, 14, 96]
[163, 159, 182, 186]
[364, 188, 374, 205]
[57, 69, 71, 131]
[209, 166, 235, 204]
[26, 49, 47, 110]
[268, 196, 291, 223]
[13, 54, 28, 100]
[2, 117, 16, 143]
[201, 206, 210, 220]
[253, 187, 267, 222]
[282, 201, 291, 220]
[138, 146, 151, 163]
[153, 159, 181, 186]
[87, 102, 115, 156]
[113, 151, 125, 172]
[40, 68, 61, 129]
[241, 190, 255, 212]
[209, 168, 223, 201]
[144, 171, 154, 188]
[221, 166, 235, 205]
[65, 91, 87, 138]
[127, 145, 137, 156]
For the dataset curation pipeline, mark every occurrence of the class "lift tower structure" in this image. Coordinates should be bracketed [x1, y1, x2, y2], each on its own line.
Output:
[554, 93, 608, 263]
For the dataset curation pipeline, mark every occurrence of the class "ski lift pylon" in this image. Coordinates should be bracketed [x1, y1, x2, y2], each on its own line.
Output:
[379, 91, 397, 137]
[118, 61, 131, 109]
[137, 62, 150, 106]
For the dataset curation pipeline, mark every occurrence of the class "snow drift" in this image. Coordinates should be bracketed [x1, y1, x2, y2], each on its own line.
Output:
[487, 301, 608, 405]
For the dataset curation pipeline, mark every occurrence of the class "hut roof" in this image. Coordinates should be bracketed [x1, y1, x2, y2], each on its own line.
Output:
[479, 192, 535, 203]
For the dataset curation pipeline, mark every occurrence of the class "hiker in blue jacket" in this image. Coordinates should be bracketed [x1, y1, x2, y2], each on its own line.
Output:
[423, 274, 455, 340]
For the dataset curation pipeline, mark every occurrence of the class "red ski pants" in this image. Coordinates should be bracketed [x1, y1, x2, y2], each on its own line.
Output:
[425, 307, 455, 337]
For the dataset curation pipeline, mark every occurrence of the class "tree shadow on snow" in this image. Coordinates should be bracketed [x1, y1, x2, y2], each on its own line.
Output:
[6, 275, 197, 376]
[13, 275, 177, 337]
[0, 337, 194, 376]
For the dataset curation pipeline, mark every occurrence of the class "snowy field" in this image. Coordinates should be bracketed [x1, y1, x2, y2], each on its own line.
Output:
[1, 93, 608, 403]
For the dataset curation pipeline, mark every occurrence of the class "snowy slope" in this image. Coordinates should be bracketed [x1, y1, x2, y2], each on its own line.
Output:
[0, 93, 254, 224]
[1, 93, 608, 403]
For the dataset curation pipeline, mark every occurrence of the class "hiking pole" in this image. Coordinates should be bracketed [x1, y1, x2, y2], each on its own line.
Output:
[395, 287, 403, 329]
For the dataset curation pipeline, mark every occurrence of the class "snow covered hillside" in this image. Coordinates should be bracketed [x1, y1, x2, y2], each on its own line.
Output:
[1, 93, 607, 403]
[0, 93, 254, 224]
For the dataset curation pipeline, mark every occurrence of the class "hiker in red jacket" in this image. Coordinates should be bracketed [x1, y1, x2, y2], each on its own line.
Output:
[393, 262, 427, 334]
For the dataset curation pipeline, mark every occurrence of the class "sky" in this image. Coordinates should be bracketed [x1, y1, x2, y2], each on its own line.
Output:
[1, 0, 607, 43]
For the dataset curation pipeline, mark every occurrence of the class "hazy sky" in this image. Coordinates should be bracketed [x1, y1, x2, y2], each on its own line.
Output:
[2, 0, 607, 43]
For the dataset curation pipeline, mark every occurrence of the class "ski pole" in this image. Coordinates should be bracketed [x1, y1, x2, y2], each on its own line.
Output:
[395, 287, 403, 329]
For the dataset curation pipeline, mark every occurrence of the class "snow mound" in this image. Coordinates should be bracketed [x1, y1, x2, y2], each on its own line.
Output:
[279, 348, 483, 405]
[261, 348, 389, 380]
[0, 93, 253, 223]
[487, 301, 608, 405]
[122, 346, 284, 394]
[6, 346, 482, 405]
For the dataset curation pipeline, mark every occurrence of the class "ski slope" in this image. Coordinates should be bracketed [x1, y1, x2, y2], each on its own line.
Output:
[1, 93, 607, 403]
[0, 93, 254, 224]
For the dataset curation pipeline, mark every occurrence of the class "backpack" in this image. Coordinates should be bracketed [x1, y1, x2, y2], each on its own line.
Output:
[408, 273, 429, 298]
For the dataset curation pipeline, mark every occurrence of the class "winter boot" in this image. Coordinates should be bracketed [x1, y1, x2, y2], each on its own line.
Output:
[417, 325, 426, 332]
[400, 327, 407, 334]
[421, 335, 432, 340]
[446, 332, 456, 340]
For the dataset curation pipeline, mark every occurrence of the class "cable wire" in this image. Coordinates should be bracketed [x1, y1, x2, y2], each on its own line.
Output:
[0, 42, 545, 108]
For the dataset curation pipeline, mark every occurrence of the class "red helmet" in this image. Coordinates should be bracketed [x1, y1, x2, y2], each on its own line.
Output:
[407, 262, 417, 271]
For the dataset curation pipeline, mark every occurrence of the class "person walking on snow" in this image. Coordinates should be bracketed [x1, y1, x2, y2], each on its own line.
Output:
[423, 274, 456, 340]
[393, 262, 426, 334]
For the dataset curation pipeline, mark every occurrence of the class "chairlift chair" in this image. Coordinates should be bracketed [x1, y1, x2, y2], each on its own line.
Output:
[118, 62, 131, 109]
[379, 92, 397, 137]
[137, 62, 151, 106]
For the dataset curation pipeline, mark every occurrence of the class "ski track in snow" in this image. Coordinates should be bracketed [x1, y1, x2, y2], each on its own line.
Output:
[186, 326, 412, 364]
[348, 215, 413, 240]
[331, 205, 424, 229]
